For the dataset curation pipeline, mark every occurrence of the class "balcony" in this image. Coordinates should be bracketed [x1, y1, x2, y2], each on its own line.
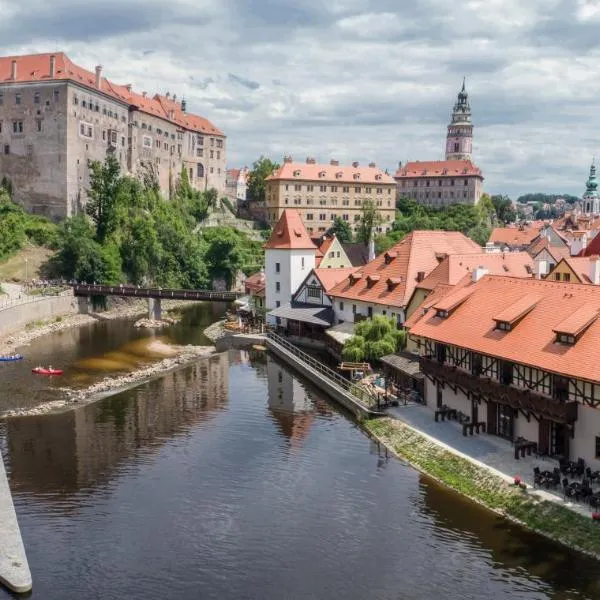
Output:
[419, 356, 578, 424]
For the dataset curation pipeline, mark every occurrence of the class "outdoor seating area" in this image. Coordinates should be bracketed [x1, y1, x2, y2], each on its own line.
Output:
[434, 404, 458, 422]
[513, 436, 538, 460]
[533, 459, 600, 509]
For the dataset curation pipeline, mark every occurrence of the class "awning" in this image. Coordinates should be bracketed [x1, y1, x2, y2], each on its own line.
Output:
[325, 320, 355, 345]
[380, 353, 424, 379]
[268, 302, 334, 327]
[234, 295, 251, 306]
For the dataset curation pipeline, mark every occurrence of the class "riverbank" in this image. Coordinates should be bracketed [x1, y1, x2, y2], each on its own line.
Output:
[0, 297, 196, 354]
[365, 418, 600, 559]
[2, 341, 217, 418]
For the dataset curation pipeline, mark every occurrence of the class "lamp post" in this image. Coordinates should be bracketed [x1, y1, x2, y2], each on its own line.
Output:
[24, 258, 28, 282]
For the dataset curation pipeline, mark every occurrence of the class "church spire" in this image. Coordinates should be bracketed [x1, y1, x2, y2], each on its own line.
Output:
[445, 79, 473, 161]
[583, 158, 599, 214]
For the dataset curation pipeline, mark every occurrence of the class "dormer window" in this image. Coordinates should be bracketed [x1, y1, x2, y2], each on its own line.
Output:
[436, 309, 449, 319]
[496, 321, 511, 331]
[353, 173, 360, 180]
[375, 174, 382, 181]
[366, 275, 380, 288]
[293, 170, 301, 177]
[553, 303, 599, 346]
[386, 277, 401, 291]
[318, 171, 326, 178]
[556, 333, 576, 345]
[336, 171, 342, 179]
[349, 272, 363, 286]
[384, 251, 397, 265]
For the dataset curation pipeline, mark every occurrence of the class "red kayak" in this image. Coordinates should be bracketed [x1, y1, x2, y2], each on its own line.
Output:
[32, 367, 63, 376]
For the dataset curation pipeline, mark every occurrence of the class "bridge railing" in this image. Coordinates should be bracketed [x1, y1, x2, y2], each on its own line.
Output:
[71, 284, 241, 301]
[266, 332, 378, 408]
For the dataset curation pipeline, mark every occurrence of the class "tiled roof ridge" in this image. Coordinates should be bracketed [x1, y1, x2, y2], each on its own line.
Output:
[480, 274, 600, 293]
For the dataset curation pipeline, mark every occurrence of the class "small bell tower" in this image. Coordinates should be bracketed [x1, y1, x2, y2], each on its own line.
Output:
[445, 78, 473, 161]
[583, 158, 599, 214]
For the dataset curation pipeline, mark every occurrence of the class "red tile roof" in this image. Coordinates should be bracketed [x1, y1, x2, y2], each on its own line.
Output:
[394, 160, 482, 178]
[409, 276, 600, 381]
[328, 230, 481, 308]
[553, 304, 600, 337]
[245, 271, 265, 294]
[264, 209, 317, 250]
[489, 225, 541, 247]
[313, 268, 359, 293]
[0, 52, 222, 135]
[580, 232, 600, 257]
[404, 283, 455, 328]
[266, 160, 395, 185]
[549, 257, 596, 283]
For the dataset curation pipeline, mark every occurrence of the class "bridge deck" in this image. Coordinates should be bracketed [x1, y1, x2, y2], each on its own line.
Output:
[72, 284, 241, 302]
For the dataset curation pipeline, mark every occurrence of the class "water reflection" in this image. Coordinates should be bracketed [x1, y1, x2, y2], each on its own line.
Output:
[5, 353, 229, 501]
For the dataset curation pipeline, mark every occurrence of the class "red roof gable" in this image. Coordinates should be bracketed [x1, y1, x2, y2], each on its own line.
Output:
[395, 160, 482, 178]
[264, 210, 317, 250]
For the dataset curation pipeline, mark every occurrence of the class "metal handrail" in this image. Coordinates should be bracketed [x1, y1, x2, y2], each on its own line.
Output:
[266, 332, 378, 408]
[0, 290, 70, 313]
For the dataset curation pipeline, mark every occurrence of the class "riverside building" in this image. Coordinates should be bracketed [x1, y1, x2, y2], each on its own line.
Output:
[264, 156, 396, 235]
[0, 52, 226, 220]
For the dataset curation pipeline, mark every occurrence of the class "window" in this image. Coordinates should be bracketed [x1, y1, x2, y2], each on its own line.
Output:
[294, 184, 301, 191]
[563, 273, 571, 282]
[500, 361, 513, 385]
[143, 135, 152, 147]
[275, 301, 281, 308]
[275, 262, 280, 273]
[217, 151, 220, 159]
[352, 304, 356, 314]
[15, 93, 21, 105]
[451, 179, 455, 186]
[4, 145, 9, 155]
[454, 142, 459, 152]
[307, 286, 320, 298]
[198, 135, 204, 145]
[54, 90, 59, 102]
[464, 179, 468, 185]
[436, 343, 446, 363]
[596, 437, 600, 459]
[196, 148, 203, 157]
[339, 302, 344, 311]
[343, 186, 349, 193]
[319, 185, 326, 192]
[302, 257, 305, 268]
[0, 93, 4, 105]
[556, 333, 576, 345]
[376, 188, 382, 194]
[365, 187, 372, 193]
[210, 138, 214, 146]
[12, 121, 23, 133]
[331, 185, 338, 192]
[36, 120, 42, 132]
[306, 213, 313, 220]
[217, 139, 223, 148]
[307, 185, 314, 192]
[122, 136, 125, 147]
[197, 163, 204, 178]
[95, 104, 99, 112]
[33, 92, 40, 104]
[275, 282, 280, 292]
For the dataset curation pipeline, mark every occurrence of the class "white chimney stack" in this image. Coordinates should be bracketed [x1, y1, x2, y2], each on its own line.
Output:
[10, 60, 17, 80]
[472, 266, 489, 283]
[367, 234, 376, 262]
[49, 55, 56, 79]
[95, 65, 102, 89]
[589, 258, 600, 285]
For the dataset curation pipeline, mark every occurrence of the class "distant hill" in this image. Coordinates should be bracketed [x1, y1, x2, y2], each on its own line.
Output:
[516, 193, 580, 205]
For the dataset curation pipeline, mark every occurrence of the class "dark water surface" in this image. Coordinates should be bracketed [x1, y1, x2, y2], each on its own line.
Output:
[0, 306, 599, 599]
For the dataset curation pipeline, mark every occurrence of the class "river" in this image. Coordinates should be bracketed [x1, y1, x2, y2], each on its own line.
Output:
[0, 303, 599, 599]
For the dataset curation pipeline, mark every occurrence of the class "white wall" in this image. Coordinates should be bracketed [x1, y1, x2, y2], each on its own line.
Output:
[294, 274, 332, 306]
[265, 248, 316, 311]
[332, 297, 404, 325]
[571, 404, 600, 470]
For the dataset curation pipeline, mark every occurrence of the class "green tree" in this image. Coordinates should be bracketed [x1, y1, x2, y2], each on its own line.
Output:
[247, 156, 279, 203]
[491, 194, 516, 224]
[86, 154, 122, 242]
[330, 216, 353, 243]
[342, 316, 406, 363]
[356, 200, 383, 245]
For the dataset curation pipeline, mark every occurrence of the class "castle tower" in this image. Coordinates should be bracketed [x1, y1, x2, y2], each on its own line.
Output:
[445, 78, 473, 161]
[264, 209, 317, 312]
[583, 159, 599, 215]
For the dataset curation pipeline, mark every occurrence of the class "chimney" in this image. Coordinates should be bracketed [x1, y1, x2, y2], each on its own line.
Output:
[125, 84, 132, 92]
[95, 65, 102, 89]
[306, 157, 316, 164]
[49, 55, 56, 79]
[330, 159, 339, 166]
[416, 271, 425, 282]
[10, 59, 17, 80]
[166, 92, 170, 99]
[589, 257, 600, 285]
[368, 162, 376, 168]
[472, 266, 489, 283]
[181, 97, 187, 112]
[283, 155, 293, 163]
[352, 161, 359, 168]
[142, 91, 147, 98]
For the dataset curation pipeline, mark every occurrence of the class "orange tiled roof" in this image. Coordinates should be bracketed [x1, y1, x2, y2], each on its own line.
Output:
[551, 257, 595, 283]
[489, 225, 541, 247]
[245, 271, 265, 293]
[328, 230, 481, 309]
[266, 160, 395, 185]
[529, 238, 571, 262]
[409, 276, 600, 382]
[0, 52, 223, 135]
[580, 232, 600, 257]
[264, 209, 317, 250]
[313, 267, 359, 293]
[404, 283, 456, 328]
[417, 252, 534, 291]
[394, 160, 482, 178]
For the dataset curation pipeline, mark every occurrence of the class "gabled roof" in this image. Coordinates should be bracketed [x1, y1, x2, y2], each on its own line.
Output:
[488, 225, 541, 247]
[549, 257, 594, 283]
[264, 210, 317, 250]
[0, 52, 223, 135]
[328, 230, 481, 308]
[266, 160, 395, 185]
[313, 267, 358, 293]
[341, 243, 369, 266]
[580, 231, 600, 256]
[404, 283, 456, 328]
[409, 276, 600, 381]
[394, 160, 482, 178]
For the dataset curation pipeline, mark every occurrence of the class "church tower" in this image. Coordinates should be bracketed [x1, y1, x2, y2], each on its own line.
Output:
[445, 78, 473, 161]
[583, 159, 599, 214]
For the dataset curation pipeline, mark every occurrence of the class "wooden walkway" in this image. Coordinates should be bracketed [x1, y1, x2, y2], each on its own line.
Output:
[72, 284, 242, 302]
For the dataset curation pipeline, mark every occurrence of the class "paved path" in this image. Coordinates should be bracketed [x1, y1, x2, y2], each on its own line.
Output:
[0, 450, 31, 593]
[387, 402, 592, 518]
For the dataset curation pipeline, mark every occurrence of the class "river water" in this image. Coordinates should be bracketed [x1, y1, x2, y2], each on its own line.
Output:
[0, 304, 599, 599]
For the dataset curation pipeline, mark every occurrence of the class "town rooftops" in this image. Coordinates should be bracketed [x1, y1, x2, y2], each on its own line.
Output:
[488, 225, 542, 247]
[394, 160, 482, 179]
[264, 209, 317, 250]
[312, 267, 358, 293]
[328, 230, 481, 309]
[409, 275, 600, 382]
[266, 157, 395, 185]
[0, 52, 223, 136]
[580, 231, 600, 256]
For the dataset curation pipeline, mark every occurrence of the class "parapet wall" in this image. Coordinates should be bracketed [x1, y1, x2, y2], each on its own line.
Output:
[0, 292, 78, 338]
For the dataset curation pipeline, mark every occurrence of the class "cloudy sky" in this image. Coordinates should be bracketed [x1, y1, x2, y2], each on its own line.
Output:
[2, 0, 599, 198]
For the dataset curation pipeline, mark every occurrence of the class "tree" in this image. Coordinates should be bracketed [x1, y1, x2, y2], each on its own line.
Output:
[330, 216, 353, 242]
[490, 194, 516, 224]
[86, 154, 122, 242]
[355, 200, 383, 245]
[342, 316, 406, 362]
[247, 156, 279, 203]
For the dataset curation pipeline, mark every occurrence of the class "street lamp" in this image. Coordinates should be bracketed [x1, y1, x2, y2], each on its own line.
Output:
[24, 258, 28, 282]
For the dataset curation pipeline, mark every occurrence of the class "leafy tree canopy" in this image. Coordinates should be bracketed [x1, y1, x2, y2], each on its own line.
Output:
[330, 216, 353, 243]
[247, 156, 279, 203]
[341, 316, 406, 363]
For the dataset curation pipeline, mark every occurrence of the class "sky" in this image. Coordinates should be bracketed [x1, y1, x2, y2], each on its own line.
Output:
[1, 0, 598, 198]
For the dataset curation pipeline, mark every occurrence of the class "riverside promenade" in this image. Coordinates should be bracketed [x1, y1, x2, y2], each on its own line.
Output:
[0, 450, 31, 593]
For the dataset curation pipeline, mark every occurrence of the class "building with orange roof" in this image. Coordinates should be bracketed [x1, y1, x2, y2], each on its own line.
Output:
[408, 275, 600, 465]
[546, 257, 600, 285]
[264, 155, 396, 235]
[394, 81, 484, 206]
[313, 234, 353, 268]
[328, 230, 481, 325]
[0, 52, 225, 219]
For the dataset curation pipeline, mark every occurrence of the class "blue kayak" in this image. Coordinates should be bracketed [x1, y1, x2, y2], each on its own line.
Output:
[0, 354, 23, 361]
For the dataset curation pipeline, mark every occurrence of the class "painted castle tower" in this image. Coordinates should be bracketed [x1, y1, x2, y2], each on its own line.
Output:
[445, 78, 473, 161]
[583, 159, 600, 215]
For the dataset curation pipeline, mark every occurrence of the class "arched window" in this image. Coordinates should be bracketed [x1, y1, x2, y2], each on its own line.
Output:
[454, 142, 459, 152]
[197, 163, 204, 178]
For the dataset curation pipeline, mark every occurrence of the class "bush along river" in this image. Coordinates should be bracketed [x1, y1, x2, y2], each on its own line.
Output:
[0, 302, 599, 599]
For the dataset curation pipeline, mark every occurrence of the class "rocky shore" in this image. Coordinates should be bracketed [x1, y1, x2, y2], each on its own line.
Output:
[0, 298, 195, 354]
[203, 319, 229, 343]
[2, 344, 216, 418]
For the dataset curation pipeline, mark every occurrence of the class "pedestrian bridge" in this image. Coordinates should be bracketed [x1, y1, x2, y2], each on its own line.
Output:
[71, 284, 242, 319]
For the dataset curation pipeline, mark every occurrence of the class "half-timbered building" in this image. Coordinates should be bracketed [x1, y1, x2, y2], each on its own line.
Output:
[409, 276, 600, 467]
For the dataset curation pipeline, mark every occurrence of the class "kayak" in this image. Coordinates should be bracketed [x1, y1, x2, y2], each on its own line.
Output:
[0, 354, 23, 361]
[32, 367, 63, 376]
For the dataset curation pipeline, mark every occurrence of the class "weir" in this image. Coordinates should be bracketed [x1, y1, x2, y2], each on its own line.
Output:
[0, 450, 32, 594]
